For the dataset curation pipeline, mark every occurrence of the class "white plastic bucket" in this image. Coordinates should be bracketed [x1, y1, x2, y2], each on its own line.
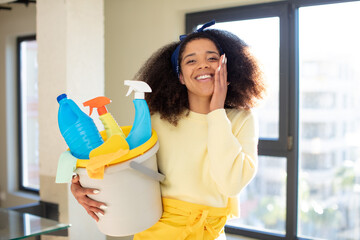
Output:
[75, 142, 164, 236]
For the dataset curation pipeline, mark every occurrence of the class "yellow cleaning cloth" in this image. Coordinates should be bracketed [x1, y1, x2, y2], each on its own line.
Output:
[86, 134, 129, 179]
[133, 198, 231, 240]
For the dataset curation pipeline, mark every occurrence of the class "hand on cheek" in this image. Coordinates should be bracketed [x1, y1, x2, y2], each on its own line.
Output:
[210, 54, 228, 112]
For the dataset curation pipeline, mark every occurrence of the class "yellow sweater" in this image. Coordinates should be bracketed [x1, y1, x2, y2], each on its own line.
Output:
[151, 108, 258, 209]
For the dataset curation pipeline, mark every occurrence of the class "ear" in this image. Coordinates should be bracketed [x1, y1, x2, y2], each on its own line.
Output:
[179, 73, 185, 85]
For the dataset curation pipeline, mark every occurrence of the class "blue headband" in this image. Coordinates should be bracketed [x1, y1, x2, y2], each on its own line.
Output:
[171, 19, 219, 77]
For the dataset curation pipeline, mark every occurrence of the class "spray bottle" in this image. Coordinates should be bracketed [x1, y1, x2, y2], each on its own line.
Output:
[83, 96, 126, 139]
[124, 80, 152, 149]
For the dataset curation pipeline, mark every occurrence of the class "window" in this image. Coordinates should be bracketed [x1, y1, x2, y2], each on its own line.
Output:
[298, 2, 360, 239]
[228, 156, 287, 235]
[207, 18, 280, 140]
[17, 35, 39, 193]
[187, 1, 360, 239]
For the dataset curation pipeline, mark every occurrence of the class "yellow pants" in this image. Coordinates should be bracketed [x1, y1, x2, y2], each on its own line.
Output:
[133, 198, 230, 240]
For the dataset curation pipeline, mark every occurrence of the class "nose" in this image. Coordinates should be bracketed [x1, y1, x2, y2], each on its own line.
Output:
[197, 59, 210, 69]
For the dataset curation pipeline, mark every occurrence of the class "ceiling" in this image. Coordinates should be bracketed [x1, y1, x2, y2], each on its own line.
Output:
[0, 0, 35, 10]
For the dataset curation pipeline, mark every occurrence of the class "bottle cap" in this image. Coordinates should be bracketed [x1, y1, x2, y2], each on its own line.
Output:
[57, 93, 67, 103]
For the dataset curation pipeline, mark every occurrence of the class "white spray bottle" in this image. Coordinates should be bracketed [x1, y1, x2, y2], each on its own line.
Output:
[125, 80, 152, 149]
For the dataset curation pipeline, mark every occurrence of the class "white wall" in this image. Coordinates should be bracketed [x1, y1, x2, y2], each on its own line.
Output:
[36, 0, 106, 239]
[0, 3, 38, 208]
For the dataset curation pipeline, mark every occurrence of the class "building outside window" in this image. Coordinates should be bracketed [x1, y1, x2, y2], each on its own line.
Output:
[298, 3, 360, 238]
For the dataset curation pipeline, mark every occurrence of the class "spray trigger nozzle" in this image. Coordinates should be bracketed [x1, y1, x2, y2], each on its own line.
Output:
[83, 96, 112, 116]
[124, 80, 152, 99]
[126, 87, 134, 97]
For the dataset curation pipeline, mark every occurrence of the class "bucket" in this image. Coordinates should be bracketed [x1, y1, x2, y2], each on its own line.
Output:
[75, 127, 164, 236]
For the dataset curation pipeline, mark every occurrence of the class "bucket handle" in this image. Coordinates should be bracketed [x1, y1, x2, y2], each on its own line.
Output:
[129, 161, 165, 182]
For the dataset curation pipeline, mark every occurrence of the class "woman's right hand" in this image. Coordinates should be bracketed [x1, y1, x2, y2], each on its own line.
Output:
[70, 174, 107, 222]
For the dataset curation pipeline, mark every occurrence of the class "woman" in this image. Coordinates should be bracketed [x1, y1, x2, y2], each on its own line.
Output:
[71, 20, 265, 239]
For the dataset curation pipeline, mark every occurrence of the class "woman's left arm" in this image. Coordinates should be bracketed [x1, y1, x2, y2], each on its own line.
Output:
[207, 109, 258, 197]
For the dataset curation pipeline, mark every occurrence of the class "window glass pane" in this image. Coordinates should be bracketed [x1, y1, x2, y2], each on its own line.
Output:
[299, 2, 360, 239]
[227, 156, 286, 235]
[207, 18, 280, 139]
[20, 39, 39, 190]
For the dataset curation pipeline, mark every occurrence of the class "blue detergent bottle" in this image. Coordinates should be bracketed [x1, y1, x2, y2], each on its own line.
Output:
[124, 80, 152, 150]
[57, 94, 104, 159]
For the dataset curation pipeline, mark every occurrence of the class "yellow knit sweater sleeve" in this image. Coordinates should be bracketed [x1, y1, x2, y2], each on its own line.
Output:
[207, 108, 258, 197]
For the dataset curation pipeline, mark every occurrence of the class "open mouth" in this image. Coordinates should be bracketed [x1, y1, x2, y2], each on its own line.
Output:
[195, 74, 213, 81]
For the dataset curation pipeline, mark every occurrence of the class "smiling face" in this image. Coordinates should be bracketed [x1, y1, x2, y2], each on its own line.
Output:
[179, 38, 221, 104]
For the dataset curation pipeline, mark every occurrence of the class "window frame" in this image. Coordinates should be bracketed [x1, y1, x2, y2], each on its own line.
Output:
[186, 0, 359, 239]
[17, 34, 39, 194]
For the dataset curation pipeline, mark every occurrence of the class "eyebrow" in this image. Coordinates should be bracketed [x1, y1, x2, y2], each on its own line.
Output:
[183, 51, 220, 61]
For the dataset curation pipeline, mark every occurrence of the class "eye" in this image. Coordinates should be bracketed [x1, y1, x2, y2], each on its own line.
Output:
[208, 57, 219, 61]
[186, 59, 196, 64]
[208, 54, 220, 61]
